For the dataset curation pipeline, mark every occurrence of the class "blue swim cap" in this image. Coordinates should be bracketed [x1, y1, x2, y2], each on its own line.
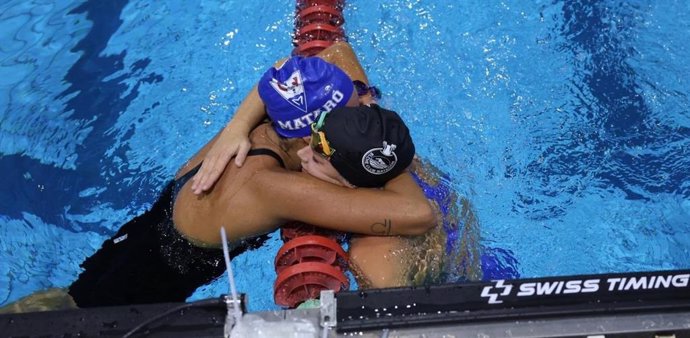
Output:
[258, 56, 354, 138]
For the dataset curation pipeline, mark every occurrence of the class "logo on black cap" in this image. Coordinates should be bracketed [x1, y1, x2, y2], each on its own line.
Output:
[361, 141, 397, 175]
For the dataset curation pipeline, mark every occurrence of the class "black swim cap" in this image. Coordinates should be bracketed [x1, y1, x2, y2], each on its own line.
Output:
[320, 105, 415, 188]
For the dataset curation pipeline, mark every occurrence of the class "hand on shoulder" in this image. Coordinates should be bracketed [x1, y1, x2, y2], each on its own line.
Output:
[190, 127, 252, 195]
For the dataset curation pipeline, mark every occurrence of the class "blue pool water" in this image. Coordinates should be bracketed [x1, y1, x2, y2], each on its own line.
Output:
[1, 0, 689, 312]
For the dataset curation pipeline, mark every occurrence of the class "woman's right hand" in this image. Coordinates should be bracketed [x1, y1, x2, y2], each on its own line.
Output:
[190, 128, 252, 195]
[191, 85, 267, 194]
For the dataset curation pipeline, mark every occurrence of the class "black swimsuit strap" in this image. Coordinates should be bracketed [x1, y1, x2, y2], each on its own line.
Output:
[174, 147, 285, 193]
[247, 148, 285, 168]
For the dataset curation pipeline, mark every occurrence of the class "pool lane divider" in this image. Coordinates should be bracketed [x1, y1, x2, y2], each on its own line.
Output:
[292, 0, 346, 56]
[274, 223, 350, 308]
[272, 0, 351, 309]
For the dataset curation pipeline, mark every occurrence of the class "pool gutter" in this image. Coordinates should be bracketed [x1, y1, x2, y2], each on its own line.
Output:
[3, 269, 690, 337]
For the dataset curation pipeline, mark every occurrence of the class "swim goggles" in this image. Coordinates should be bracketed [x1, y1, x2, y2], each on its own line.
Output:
[310, 112, 335, 159]
[353, 80, 381, 100]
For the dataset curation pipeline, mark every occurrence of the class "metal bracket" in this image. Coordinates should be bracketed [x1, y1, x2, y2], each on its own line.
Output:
[320, 290, 337, 329]
[223, 294, 246, 338]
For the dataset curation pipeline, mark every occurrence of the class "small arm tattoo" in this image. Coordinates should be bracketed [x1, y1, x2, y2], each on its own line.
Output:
[370, 219, 392, 235]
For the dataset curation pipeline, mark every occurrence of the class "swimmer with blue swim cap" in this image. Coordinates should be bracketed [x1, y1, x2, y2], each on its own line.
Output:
[258, 54, 415, 188]
[258, 56, 357, 138]
[192, 42, 477, 287]
[191, 43, 380, 194]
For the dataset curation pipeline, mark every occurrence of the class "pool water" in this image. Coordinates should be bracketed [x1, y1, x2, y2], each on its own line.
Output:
[1, 0, 689, 312]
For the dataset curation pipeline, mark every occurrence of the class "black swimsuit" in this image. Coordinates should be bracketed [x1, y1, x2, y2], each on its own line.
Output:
[68, 148, 284, 307]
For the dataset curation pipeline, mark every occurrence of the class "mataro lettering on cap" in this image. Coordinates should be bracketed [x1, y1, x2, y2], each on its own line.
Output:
[270, 70, 307, 113]
[362, 141, 398, 175]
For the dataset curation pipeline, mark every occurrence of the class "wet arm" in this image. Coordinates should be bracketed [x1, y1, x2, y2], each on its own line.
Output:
[191, 56, 296, 194]
[257, 170, 436, 236]
[190, 86, 266, 194]
[317, 42, 377, 105]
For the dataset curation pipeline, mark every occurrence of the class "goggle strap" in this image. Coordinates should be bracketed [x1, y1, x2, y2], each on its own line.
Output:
[317, 131, 332, 155]
[315, 111, 328, 129]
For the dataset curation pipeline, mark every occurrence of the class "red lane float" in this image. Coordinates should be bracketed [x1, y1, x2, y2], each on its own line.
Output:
[273, 224, 350, 308]
[294, 23, 345, 47]
[274, 262, 349, 309]
[296, 5, 344, 26]
[273, 0, 350, 309]
[275, 235, 349, 274]
[296, 0, 345, 11]
[292, 0, 346, 56]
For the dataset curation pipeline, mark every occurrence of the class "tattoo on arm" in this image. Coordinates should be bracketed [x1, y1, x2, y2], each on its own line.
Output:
[370, 219, 392, 235]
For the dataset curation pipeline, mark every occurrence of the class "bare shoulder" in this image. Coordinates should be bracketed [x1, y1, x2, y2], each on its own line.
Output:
[273, 57, 289, 68]
[316, 42, 356, 65]
[175, 130, 223, 179]
[318, 41, 353, 58]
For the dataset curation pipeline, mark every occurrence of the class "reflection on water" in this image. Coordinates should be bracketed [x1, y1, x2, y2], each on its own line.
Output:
[533, 1, 690, 202]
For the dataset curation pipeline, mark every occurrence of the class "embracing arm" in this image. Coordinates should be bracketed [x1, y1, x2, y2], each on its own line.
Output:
[191, 57, 295, 194]
[317, 42, 377, 106]
[255, 170, 436, 236]
[193, 43, 374, 194]
[190, 85, 266, 194]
